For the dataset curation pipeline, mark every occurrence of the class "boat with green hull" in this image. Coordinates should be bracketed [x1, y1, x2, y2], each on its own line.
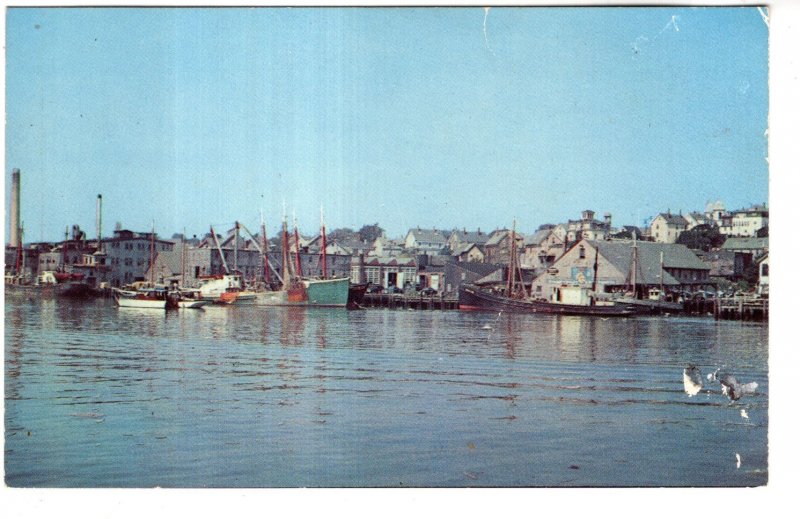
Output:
[253, 208, 350, 307]
[255, 276, 350, 307]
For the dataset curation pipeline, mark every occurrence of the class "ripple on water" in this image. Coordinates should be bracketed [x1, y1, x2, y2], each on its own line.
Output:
[5, 299, 768, 487]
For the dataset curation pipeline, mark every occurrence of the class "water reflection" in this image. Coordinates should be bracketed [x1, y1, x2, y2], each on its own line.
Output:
[279, 308, 306, 347]
[5, 298, 768, 487]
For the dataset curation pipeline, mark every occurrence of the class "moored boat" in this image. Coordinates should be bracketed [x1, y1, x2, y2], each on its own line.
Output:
[113, 288, 167, 309]
[252, 207, 349, 307]
[611, 292, 684, 314]
[196, 273, 257, 305]
[254, 277, 350, 307]
[459, 284, 639, 317]
[5, 270, 94, 298]
[458, 220, 637, 317]
[177, 298, 209, 309]
[347, 282, 369, 308]
[174, 289, 210, 309]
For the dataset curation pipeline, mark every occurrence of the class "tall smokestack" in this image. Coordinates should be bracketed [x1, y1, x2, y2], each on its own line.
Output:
[9, 168, 20, 247]
[96, 194, 103, 250]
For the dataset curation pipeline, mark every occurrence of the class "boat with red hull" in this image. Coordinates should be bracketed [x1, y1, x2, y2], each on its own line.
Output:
[459, 284, 639, 317]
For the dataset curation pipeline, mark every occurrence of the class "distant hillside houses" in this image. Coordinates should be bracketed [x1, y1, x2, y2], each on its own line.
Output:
[404, 227, 448, 255]
[649, 212, 689, 243]
[521, 227, 566, 270]
[648, 202, 768, 243]
[565, 210, 612, 243]
[718, 204, 769, 237]
[446, 228, 489, 252]
[370, 236, 404, 257]
[483, 229, 525, 265]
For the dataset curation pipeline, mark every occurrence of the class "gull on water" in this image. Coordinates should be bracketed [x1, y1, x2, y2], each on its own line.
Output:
[683, 364, 703, 397]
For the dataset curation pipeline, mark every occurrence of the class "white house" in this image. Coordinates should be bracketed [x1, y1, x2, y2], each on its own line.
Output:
[719, 205, 768, 237]
[649, 212, 689, 243]
[404, 227, 448, 255]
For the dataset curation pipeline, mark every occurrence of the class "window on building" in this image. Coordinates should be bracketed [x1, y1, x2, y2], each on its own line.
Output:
[366, 268, 380, 284]
[579, 246, 585, 259]
[761, 263, 768, 276]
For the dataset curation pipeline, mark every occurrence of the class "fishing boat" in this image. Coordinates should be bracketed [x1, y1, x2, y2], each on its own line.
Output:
[197, 273, 257, 305]
[608, 235, 685, 314]
[458, 221, 637, 317]
[113, 288, 168, 309]
[249, 207, 349, 307]
[177, 298, 209, 309]
[193, 225, 258, 304]
[459, 284, 638, 316]
[175, 289, 209, 309]
[5, 270, 94, 298]
[612, 288, 684, 314]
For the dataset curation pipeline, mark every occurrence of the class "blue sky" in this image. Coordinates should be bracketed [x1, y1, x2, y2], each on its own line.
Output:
[5, 7, 768, 242]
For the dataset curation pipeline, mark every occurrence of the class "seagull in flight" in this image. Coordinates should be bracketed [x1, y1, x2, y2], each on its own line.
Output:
[719, 373, 758, 401]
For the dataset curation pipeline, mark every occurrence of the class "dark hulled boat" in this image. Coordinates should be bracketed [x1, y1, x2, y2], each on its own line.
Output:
[347, 282, 369, 309]
[458, 284, 639, 317]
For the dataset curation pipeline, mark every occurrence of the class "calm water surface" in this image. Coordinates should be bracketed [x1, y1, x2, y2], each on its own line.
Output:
[5, 295, 768, 487]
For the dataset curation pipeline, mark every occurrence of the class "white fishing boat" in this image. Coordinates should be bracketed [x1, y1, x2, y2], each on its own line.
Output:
[197, 273, 257, 304]
[175, 289, 210, 309]
[177, 299, 209, 309]
[113, 288, 167, 309]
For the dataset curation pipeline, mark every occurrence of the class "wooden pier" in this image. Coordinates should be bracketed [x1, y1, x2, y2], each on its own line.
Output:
[361, 293, 768, 321]
[362, 293, 460, 310]
[713, 295, 769, 322]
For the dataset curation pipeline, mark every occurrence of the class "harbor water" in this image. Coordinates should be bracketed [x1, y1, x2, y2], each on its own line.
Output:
[4, 296, 768, 487]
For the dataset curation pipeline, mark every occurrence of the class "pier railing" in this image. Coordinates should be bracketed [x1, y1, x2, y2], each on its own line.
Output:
[361, 292, 768, 321]
[713, 295, 768, 322]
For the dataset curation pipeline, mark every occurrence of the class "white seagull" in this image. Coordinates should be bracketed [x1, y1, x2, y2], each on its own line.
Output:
[683, 364, 703, 397]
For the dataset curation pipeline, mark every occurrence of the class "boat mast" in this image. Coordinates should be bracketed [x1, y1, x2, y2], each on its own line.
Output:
[281, 203, 291, 289]
[19, 223, 25, 277]
[150, 220, 155, 285]
[239, 221, 283, 284]
[260, 209, 270, 285]
[62, 226, 68, 271]
[506, 221, 516, 297]
[630, 231, 640, 298]
[209, 225, 230, 275]
[181, 227, 186, 288]
[233, 221, 239, 276]
[592, 245, 600, 305]
[659, 250, 664, 294]
[96, 194, 103, 253]
[320, 206, 327, 279]
[293, 211, 303, 278]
